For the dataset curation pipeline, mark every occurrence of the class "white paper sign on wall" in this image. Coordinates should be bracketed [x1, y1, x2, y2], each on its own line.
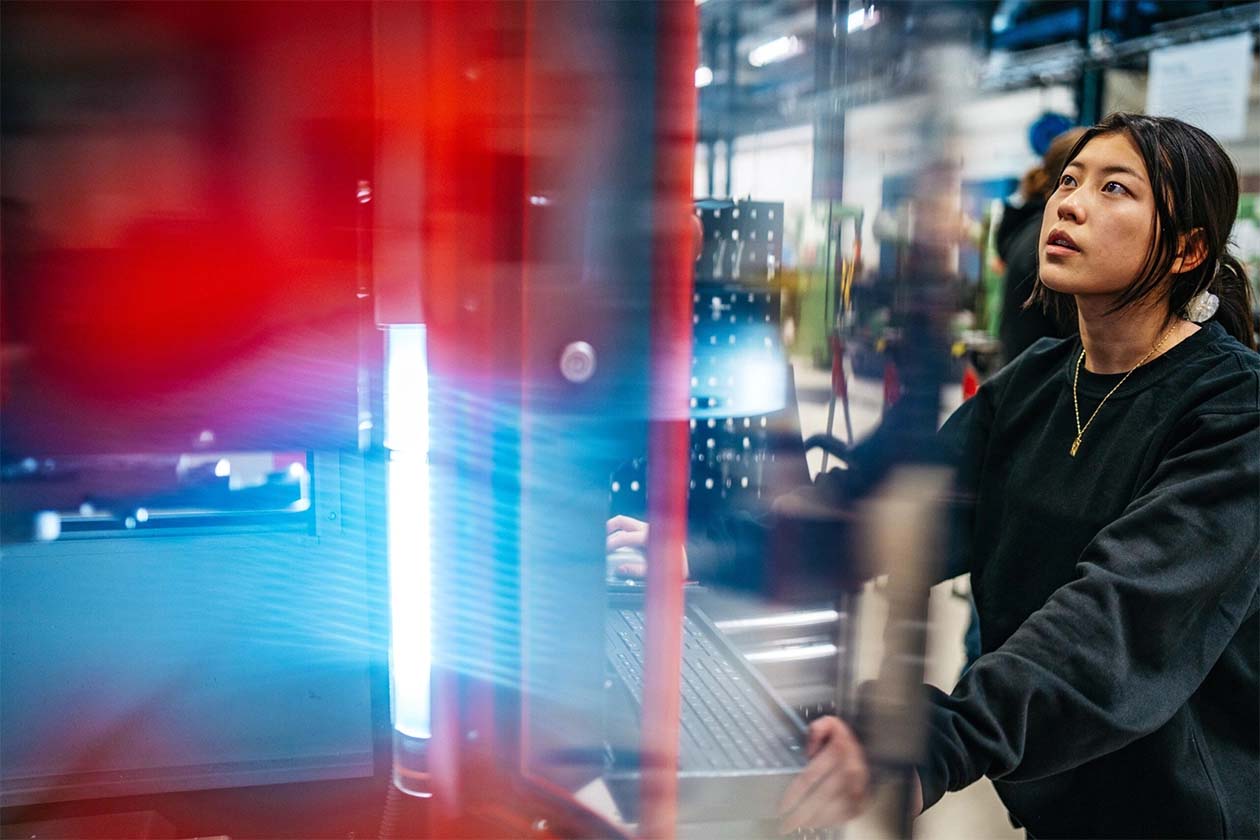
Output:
[1146, 33, 1253, 143]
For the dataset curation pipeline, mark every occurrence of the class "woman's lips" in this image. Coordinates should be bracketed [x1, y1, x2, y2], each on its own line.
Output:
[1044, 229, 1081, 257]
[1045, 242, 1081, 257]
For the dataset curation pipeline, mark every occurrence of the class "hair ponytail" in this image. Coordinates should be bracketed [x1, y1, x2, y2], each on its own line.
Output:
[1210, 253, 1257, 350]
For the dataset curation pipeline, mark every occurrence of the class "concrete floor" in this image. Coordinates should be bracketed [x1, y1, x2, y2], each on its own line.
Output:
[791, 357, 1021, 840]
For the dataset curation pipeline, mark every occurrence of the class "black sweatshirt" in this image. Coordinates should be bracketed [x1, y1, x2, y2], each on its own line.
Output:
[685, 322, 1258, 835]
[922, 321, 1259, 838]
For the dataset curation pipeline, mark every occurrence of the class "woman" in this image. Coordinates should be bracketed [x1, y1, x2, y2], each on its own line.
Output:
[780, 113, 1259, 837]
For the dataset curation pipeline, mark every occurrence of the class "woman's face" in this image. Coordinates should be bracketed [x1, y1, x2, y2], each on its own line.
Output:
[1039, 132, 1157, 301]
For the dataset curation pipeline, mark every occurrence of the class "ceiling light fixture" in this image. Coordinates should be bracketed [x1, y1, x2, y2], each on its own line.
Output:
[748, 35, 803, 68]
[848, 5, 880, 33]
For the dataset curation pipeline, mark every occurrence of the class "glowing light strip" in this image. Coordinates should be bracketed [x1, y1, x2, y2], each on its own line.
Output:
[745, 643, 838, 663]
[748, 35, 803, 68]
[714, 609, 841, 632]
[386, 325, 431, 739]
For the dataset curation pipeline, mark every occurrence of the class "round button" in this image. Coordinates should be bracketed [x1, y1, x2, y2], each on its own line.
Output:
[560, 341, 596, 383]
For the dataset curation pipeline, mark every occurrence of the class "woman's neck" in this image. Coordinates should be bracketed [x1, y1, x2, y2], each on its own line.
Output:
[1074, 296, 1198, 374]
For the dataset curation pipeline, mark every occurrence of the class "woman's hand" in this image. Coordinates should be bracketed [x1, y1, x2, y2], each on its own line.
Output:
[778, 716, 871, 833]
[778, 715, 925, 832]
[604, 515, 688, 579]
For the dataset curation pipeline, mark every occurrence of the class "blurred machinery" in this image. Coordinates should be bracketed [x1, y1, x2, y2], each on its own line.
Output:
[2, 0, 699, 836]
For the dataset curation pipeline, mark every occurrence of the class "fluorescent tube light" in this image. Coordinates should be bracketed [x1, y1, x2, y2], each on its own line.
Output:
[748, 35, 803, 68]
[386, 325, 432, 740]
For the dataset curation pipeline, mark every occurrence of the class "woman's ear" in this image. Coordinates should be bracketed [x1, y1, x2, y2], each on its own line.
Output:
[1170, 229, 1207, 274]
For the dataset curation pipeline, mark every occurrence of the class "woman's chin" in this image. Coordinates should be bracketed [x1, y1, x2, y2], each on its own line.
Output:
[1037, 273, 1078, 295]
[1040, 273, 1131, 300]
[1037, 268, 1100, 296]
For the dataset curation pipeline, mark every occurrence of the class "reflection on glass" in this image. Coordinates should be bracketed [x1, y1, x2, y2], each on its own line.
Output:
[0, 450, 311, 542]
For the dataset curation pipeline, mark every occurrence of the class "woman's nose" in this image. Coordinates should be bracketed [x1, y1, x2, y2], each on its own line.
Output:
[1056, 192, 1085, 223]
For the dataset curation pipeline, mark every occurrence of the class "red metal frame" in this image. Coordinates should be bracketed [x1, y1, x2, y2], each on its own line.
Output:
[639, 3, 699, 838]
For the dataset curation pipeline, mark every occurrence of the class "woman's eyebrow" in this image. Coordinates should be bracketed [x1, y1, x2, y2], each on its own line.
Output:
[1097, 164, 1144, 180]
[1064, 160, 1145, 181]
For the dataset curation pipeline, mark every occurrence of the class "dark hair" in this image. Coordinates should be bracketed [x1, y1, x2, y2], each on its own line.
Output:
[1029, 112, 1256, 350]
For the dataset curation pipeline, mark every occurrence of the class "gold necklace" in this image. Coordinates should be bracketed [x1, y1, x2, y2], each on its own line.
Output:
[1070, 322, 1178, 457]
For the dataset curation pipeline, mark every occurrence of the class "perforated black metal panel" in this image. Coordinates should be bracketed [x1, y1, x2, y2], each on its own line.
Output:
[611, 200, 798, 515]
[694, 200, 784, 286]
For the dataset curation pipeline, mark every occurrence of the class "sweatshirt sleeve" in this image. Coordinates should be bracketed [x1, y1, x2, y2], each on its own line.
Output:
[917, 404, 1260, 810]
[936, 383, 995, 583]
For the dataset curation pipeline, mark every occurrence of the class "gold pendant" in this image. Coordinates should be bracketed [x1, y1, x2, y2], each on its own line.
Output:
[1070, 437, 1081, 457]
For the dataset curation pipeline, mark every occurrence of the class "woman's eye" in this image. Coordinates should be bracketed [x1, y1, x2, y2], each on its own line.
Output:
[1058, 174, 1077, 188]
[1102, 181, 1129, 195]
